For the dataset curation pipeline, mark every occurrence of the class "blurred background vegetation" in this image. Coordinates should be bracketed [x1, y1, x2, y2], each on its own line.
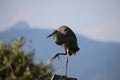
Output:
[0, 37, 53, 80]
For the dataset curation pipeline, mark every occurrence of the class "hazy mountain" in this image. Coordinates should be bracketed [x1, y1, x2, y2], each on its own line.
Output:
[0, 21, 120, 80]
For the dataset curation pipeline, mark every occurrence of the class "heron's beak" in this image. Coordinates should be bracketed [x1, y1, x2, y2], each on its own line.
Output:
[47, 32, 54, 38]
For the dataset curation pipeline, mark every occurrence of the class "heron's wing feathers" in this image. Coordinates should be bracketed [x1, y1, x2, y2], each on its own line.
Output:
[58, 26, 79, 55]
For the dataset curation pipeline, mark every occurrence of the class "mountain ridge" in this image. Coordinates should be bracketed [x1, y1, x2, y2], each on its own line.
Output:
[0, 21, 120, 80]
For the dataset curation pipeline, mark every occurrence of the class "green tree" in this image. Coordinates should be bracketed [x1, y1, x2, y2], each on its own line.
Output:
[0, 37, 53, 80]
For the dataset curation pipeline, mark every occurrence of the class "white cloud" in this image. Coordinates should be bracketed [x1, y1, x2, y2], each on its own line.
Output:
[79, 19, 120, 43]
[7, 12, 32, 28]
[0, 10, 120, 43]
[0, 11, 33, 32]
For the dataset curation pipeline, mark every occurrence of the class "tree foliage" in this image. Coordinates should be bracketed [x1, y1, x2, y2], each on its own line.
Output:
[0, 37, 53, 80]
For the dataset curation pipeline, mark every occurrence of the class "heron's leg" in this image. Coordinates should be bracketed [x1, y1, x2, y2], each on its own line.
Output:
[65, 49, 69, 76]
[51, 53, 66, 60]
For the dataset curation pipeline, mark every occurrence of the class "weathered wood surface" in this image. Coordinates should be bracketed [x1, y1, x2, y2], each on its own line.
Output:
[51, 74, 77, 80]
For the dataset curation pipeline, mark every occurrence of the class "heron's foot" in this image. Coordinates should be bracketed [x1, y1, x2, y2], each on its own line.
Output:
[51, 53, 66, 60]
[51, 54, 60, 60]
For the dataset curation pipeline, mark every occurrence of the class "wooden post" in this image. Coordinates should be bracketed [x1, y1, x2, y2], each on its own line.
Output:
[51, 74, 77, 80]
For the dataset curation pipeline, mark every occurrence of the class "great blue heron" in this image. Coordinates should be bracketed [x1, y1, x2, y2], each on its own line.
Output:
[47, 25, 80, 76]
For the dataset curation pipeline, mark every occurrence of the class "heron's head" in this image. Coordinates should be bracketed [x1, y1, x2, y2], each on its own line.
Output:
[47, 30, 57, 38]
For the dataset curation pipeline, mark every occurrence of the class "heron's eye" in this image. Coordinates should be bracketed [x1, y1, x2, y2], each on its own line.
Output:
[53, 30, 57, 34]
[64, 28, 69, 32]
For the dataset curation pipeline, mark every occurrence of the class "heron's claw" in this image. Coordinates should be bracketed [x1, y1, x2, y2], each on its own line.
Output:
[51, 53, 61, 60]
[58, 55, 60, 59]
[51, 53, 66, 60]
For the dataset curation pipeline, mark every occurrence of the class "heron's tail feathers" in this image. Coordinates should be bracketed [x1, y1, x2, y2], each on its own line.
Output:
[76, 46, 80, 51]
[69, 46, 80, 56]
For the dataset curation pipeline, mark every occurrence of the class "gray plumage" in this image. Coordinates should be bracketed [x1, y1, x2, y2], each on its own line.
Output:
[47, 25, 80, 55]
[47, 25, 80, 76]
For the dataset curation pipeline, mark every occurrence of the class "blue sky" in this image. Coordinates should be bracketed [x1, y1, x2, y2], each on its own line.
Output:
[0, 0, 120, 42]
[0, 1, 120, 79]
